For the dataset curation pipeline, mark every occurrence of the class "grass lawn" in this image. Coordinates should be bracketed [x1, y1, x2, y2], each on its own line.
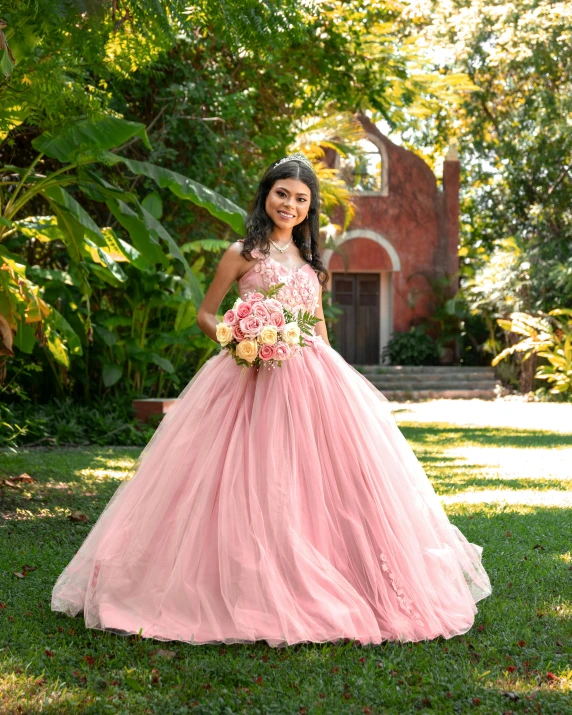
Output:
[1, 402, 571, 714]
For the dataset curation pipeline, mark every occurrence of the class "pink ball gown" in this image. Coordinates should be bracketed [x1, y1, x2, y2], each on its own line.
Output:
[51, 240, 491, 647]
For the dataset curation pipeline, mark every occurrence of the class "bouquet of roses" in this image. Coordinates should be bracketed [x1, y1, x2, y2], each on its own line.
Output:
[215, 283, 320, 368]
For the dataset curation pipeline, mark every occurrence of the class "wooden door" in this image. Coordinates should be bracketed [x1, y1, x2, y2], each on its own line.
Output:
[332, 273, 380, 364]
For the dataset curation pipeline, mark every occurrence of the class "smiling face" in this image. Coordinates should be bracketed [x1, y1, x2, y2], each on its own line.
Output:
[265, 178, 311, 231]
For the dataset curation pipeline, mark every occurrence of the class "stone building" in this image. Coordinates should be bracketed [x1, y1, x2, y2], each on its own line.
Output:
[323, 114, 460, 365]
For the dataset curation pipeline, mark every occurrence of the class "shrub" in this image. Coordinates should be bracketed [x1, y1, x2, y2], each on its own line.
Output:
[382, 327, 441, 366]
[0, 397, 156, 449]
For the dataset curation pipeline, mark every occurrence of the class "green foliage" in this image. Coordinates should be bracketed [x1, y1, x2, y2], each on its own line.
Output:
[409, 1, 572, 314]
[493, 309, 572, 396]
[382, 327, 441, 366]
[0, 395, 156, 448]
[0, 116, 246, 371]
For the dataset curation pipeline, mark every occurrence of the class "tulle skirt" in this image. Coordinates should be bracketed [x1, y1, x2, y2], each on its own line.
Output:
[51, 336, 491, 647]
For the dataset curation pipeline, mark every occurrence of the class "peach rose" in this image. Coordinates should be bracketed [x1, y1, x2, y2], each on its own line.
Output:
[239, 315, 264, 338]
[236, 302, 252, 319]
[236, 339, 258, 363]
[215, 322, 233, 347]
[233, 324, 246, 341]
[269, 311, 285, 329]
[258, 325, 278, 345]
[281, 321, 301, 346]
[223, 309, 239, 326]
[274, 341, 291, 360]
[259, 344, 276, 361]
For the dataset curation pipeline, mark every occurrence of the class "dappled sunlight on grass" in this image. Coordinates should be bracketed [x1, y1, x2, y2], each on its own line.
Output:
[76, 467, 133, 482]
[441, 488, 572, 506]
[392, 399, 572, 434]
[445, 445, 572, 481]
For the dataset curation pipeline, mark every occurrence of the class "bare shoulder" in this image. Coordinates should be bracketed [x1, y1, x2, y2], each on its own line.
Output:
[213, 240, 252, 284]
[220, 240, 248, 266]
[225, 239, 246, 258]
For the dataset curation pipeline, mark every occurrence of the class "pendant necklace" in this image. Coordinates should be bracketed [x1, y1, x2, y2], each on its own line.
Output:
[269, 237, 293, 253]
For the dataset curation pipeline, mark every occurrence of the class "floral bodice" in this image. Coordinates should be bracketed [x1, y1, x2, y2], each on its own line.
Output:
[236, 241, 320, 317]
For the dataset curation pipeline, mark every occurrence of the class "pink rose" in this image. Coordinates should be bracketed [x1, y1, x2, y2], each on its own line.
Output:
[270, 311, 285, 328]
[274, 341, 291, 360]
[223, 309, 239, 326]
[247, 291, 265, 303]
[233, 324, 246, 341]
[259, 344, 277, 361]
[239, 315, 264, 338]
[264, 298, 282, 312]
[236, 302, 252, 319]
[252, 302, 271, 321]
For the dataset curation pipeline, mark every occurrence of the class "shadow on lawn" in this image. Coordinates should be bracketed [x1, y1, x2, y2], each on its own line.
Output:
[399, 424, 572, 449]
[0, 447, 141, 522]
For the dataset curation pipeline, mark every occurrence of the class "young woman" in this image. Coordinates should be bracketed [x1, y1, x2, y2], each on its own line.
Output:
[51, 154, 491, 647]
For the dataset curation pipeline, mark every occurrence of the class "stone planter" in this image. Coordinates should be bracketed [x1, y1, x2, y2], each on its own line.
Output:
[132, 398, 178, 424]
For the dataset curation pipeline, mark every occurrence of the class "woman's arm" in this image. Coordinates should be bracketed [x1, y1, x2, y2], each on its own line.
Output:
[313, 283, 331, 347]
[196, 242, 251, 342]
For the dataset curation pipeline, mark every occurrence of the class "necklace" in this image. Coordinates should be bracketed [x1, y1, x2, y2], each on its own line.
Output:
[269, 236, 293, 253]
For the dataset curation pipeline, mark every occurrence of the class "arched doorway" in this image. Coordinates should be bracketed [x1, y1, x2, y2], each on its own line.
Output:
[322, 231, 400, 364]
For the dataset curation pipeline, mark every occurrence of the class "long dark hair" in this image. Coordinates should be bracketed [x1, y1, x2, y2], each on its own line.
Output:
[240, 157, 329, 288]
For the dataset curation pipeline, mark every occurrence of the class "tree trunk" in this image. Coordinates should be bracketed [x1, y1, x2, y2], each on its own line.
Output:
[519, 352, 537, 394]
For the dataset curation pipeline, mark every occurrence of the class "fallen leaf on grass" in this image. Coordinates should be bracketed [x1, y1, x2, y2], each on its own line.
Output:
[45, 649, 54, 658]
[507, 666, 517, 673]
[13, 563, 38, 579]
[2, 473, 36, 488]
[69, 511, 89, 523]
[545, 672, 559, 682]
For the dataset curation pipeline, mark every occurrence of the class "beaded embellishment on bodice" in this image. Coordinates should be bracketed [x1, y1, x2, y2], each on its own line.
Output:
[236, 242, 320, 316]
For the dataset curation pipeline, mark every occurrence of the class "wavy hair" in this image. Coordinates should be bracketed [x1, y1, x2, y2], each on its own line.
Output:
[240, 158, 329, 288]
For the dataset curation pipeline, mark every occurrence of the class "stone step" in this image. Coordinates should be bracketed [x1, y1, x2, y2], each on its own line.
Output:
[362, 374, 499, 386]
[369, 379, 498, 392]
[379, 388, 497, 400]
[353, 364, 496, 375]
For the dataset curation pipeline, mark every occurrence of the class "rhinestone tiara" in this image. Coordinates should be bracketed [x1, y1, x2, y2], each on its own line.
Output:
[273, 152, 315, 172]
